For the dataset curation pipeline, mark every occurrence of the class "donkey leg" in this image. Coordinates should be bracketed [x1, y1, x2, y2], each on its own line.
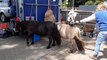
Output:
[31, 34, 34, 45]
[53, 35, 61, 47]
[69, 39, 79, 53]
[52, 39, 56, 46]
[46, 37, 52, 49]
[26, 36, 30, 46]
[26, 33, 33, 46]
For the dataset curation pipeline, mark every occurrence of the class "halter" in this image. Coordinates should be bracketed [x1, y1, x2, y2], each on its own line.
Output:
[67, 11, 78, 26]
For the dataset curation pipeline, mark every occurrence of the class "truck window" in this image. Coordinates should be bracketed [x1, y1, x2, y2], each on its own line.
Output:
[0, 0, 11, 7]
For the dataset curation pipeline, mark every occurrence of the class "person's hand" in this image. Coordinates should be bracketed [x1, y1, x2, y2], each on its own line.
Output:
[75, 21, 80, 24]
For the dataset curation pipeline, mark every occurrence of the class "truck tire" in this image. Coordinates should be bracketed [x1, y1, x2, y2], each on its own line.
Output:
[0, 13, 6, 22]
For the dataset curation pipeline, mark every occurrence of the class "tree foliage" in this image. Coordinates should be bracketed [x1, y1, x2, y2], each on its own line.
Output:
[61, 0, 104, 7]
[85, 0, 104, 5]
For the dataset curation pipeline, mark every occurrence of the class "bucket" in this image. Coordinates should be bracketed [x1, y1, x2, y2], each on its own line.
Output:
[34, 34, 40, 43]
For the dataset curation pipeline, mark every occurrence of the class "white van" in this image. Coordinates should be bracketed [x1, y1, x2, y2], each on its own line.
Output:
[0, 1, 10, 22]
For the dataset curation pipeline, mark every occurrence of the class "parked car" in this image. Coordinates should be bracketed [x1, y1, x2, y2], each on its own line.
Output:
[0, 2, 11, 22]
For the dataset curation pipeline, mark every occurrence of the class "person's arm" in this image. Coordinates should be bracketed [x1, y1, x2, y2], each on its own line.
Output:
[80, 14, 96, 23]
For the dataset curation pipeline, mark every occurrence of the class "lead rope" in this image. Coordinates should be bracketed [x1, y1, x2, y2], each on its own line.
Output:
[29, 4, 33, 21]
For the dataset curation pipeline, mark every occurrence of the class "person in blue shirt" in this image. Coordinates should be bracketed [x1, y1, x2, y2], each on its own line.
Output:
[76, 3, 107, 60]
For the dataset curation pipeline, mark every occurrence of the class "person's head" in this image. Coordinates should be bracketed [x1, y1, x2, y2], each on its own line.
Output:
[96, 3, 107, 11]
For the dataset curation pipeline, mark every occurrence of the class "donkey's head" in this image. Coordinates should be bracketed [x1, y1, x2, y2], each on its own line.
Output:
[67, 10, 78, 25]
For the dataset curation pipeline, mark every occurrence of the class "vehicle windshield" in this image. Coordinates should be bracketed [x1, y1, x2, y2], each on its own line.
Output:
[0, 2, 9, 7]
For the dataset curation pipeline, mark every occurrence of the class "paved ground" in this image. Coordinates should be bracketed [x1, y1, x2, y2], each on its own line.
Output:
[0, 35, 107, 60]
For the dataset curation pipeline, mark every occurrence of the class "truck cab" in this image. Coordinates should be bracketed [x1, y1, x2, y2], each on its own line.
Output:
[0, 0, 16, 22]
[0, 1, 10, 22]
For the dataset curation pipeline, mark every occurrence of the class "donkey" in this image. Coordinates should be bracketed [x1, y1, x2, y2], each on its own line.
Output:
[16, 21, 61, 49]
[57, 23, 84, 53]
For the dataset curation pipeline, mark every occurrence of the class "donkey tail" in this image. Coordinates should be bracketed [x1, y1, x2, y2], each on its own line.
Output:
[52, 24, 62, 47]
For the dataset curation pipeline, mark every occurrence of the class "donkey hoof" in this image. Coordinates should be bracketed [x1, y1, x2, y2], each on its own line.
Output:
[46, 46, 51, 49]
[89, 35, 93, 38]
[75, 51, 79, 54]
[27, 44, 30, 46]
[27, 43, 31, 46]
[31, 42, 34, 45]
[69, 50, 76, 53]
[52, 44, 56, 46]
[83, 33, 86, 36]
[69, 50, 74, 53]
[58, 46, 61, 48]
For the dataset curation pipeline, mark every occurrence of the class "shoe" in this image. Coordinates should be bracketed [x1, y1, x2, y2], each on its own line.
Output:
[89, 55, 97, 60]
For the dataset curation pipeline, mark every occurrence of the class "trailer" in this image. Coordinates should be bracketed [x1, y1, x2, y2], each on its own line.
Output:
[15, 0, 61, 22]
[0, 0, 62, 38]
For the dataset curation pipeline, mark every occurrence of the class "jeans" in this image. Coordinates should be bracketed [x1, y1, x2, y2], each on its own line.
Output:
[95, 31, 107, 57]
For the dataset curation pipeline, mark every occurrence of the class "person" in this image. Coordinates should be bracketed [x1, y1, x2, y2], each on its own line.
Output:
[76, 3, 107, 60]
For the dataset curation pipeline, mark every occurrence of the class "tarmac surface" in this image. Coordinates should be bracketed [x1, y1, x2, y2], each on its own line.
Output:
[0, 35, 107, 60]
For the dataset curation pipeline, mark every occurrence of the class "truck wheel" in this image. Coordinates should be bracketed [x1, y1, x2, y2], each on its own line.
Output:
[0, 14, 6, 22]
